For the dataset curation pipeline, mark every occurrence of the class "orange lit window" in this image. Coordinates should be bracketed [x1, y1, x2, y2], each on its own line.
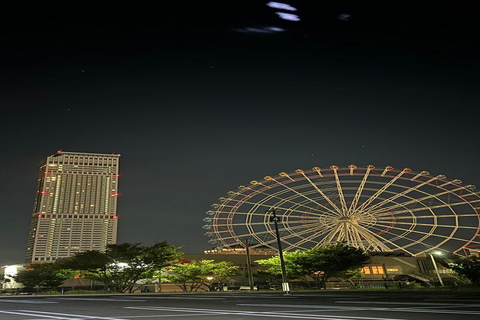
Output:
[361, 266, 371, 274]
[371, 266, 384, 275]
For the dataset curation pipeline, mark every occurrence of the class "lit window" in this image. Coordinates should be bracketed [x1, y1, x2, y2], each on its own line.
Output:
[371, 266, 384, 275]
[361, 266, 371, 275]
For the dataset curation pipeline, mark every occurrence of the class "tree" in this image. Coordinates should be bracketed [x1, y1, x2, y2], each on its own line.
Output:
[14, 263, 73, 291]
[256, 251, 311, 286]
[59, 242, 181, 293]
[208, 260, 240, 291]
[162, 259, 239, 292]
[256, 244, 370, 289]
[450, 255, 480, 287]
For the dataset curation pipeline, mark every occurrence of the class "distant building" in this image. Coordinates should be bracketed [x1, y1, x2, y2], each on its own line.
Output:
[25, 151, 121, 263]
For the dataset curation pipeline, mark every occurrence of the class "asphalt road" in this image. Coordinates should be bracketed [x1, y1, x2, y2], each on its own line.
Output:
[0, 290, 479, 320]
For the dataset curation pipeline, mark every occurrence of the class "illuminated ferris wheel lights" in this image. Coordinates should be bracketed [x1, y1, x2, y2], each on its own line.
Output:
[381, 166, 394, 176]
[206, 165, 480, 256]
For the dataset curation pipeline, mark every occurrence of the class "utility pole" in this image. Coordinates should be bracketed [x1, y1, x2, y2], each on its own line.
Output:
[268, 208, 290, 294]
[244, 238, 255, 291]
[430, 252, 444, 286]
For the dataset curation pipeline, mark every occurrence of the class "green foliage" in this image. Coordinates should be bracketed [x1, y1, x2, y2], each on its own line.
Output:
[14, 263, 73, 290]
[58, 242, 181, 293]
[256, 244, 370, 289]
[450, 255, 480, 287]
[256, 251, 305, 279]
[162, 259, 239, 292]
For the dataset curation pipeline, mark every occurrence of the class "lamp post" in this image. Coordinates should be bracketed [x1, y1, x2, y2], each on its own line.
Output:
[268, 208, 290, 294]
[244, 238, 255, 291]
[430, 251, 444, 286]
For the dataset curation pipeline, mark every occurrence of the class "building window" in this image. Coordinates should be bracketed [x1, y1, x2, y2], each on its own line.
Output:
[371, 266, 384, 275]
[361, 266, 371, 275]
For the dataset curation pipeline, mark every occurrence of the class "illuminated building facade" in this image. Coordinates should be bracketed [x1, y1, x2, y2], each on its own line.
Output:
[25, 151, 121, 263]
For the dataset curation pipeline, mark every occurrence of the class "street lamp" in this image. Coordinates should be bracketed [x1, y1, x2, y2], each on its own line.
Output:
[430, 251, 444, 286]
[267, 208, 290, 295]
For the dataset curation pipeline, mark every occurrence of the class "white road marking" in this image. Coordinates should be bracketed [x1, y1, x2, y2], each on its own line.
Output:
[335, 301, 460, 306]
[0, 310, 69, 319]
[0, 299, 58, 304]
[125, 306, 406, 320]
[18, 310, 124, 320]
[54, 297, 146, 302]
[127, 296, 225, 300]
[237, 303, 480, 315]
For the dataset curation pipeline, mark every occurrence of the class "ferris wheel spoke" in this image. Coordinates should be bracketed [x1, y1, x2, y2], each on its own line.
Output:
[254, 181, 341, 216]
[348, 165, 373, 215]
[291, 172, 343, 215]
[366, 219, 460, 253]
[266, 225, 335, 250]
[284, 227, 336, 250]
[208, 165, 480, 255]
[377, 213, 480, 220]
[332, 166, 349, 214]
[380, 220, 479, 230]
[221, 196, 338, 218]
[365, 223, 435, 253]
[217, 207, 329, 219]
[314, 224, 344, 248]
[368, 188, 465, 218]
[371, 220, 478, 244]
[354, 169, 407, 214]
[372, 197, 479, 217]
[354, 223, 415, 254]
[364, 176, 439, 214]
[235, 184, 329, 215]
[350, 223, 390, 251]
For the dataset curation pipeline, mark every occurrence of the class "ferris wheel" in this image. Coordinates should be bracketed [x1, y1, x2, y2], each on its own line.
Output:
[203, 165, 480, 256]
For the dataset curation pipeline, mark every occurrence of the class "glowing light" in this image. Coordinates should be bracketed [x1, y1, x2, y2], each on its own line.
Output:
[4, 265, 18, 277]
[39, 191, 49, 194]
[111, 193, 119, 196]
[43, 171, 51, 174]
[276, 12, 300, 21]
[113, 174, 120, 177]
[110, 215, 118, 219]
[267, 2, 296, 11]
[36, 214, 45, 218]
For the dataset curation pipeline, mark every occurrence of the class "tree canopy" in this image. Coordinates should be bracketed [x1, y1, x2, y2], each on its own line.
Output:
[58, 242, 181, 293]
[450, 255, 480, 287]
[162, 259, 239, 292]
[256, 244, 370, 289]
[14, 263, 73, 290]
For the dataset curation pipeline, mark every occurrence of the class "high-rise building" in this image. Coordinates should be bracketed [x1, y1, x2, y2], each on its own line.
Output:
[25, 151, 121, 263]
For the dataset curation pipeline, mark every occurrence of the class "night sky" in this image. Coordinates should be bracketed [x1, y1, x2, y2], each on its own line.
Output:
[1, 2, 479, 264]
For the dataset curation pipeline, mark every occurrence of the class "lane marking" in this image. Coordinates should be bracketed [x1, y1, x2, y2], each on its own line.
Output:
[335, 301, 461, 306]
[0, 299, 58, 304]
[54, 297, 146, 302]
[18, 310, 124, 320]
[127, 296, 225, 300]
[237, 303, 480, 315]
[0, 310, 68, 319]
[125, 306, 406, 320]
